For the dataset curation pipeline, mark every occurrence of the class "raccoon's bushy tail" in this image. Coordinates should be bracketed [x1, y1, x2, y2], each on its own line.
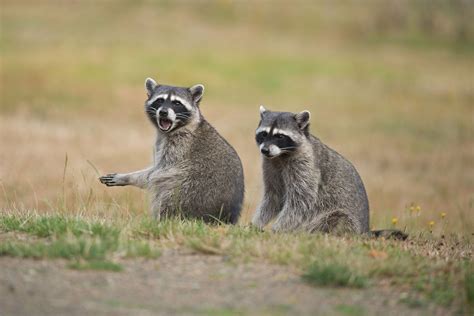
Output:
[370, 229, 408, 240]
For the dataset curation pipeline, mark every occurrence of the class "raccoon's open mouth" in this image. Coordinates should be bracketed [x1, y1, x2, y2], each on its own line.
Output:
[158, 118, 173, 131]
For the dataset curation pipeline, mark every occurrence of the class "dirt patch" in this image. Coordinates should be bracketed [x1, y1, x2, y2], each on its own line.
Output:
[0, 251, 449, 316]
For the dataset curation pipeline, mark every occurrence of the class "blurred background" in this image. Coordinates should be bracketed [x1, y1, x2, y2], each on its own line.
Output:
[1, 0, 473, 233]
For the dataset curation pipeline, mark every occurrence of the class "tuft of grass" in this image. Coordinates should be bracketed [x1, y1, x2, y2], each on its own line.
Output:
[0, 214, 161, 270]
[335, 304, 366, 316]
[399, 296, 425, 309]
[134, 217, 212, 240]
[195, 307, 244, 316]
[302, 262, 368, 288]
[68, 260, 123, 272]
[466, 268, 474, 306]
[0, 214, 120, 239]
[125, 240, 161, 259]
[193, 305, 292, 316]
[187, 237, 224, 255]
[0, 238, 115, 260]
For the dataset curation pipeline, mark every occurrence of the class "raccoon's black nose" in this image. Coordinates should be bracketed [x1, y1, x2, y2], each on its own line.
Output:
[159, 109, 168, 117]
[261, 147, 270, 155]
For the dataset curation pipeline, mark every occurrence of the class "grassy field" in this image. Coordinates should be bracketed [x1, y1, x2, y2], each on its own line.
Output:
[1, 1, 473, 314]
[0, 211, 472, 314]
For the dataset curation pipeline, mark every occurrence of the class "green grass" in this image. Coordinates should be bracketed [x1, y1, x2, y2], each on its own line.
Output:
[0, 214, 119, 239]
[335, 304, 366, 316]
[302, 262, 368, 288]
[0, 214, 160, 269]
[466, 268, 474, 306]
[193, 305, 292, 316]
[0, 239, 112, 260]
[68, 260, 123, 272]
[0, 213, 471, 312]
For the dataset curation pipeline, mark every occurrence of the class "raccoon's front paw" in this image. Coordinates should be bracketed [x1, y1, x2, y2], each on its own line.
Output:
[99, 173, 125, 186]
[271, 224, 281, 233]
[271, 222, 288, 233]
[250, 218, 265, 231]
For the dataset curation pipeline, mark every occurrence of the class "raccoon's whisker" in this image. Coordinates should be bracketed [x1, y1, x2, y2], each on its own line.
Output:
[175, 114, 191, 119]
[280, 147, 297, 150]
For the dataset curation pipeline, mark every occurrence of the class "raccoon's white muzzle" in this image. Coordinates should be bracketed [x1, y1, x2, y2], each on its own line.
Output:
[157, 107, 176, 132]
[260, 144, 282, 158]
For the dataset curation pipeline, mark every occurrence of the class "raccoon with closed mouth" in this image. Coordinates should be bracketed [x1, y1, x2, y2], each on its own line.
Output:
[252, 106, 370, 234]
[99, 78, 244, 224]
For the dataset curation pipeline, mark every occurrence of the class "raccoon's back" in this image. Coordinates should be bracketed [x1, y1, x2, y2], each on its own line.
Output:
[181, 120, 244, 223]
[310, 135, 369, 231]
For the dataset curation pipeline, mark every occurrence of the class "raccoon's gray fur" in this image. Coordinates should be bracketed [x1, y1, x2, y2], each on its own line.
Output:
[99, 78, 244, 224]
[252, 106, 369, 234]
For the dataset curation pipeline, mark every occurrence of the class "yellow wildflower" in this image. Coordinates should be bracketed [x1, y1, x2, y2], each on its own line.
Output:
[428, 221, 435, 230]
[392, 217, 398, 226]
[415, 205, 421, 213]
[440, 212, 446, 219]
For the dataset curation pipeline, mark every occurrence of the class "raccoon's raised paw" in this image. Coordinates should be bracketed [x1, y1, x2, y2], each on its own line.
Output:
[99, 173, 124, 186]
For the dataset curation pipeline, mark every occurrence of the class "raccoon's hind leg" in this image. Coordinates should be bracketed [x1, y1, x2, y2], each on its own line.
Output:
[307, 210, 361, 235]
[99, 167, 153, 189]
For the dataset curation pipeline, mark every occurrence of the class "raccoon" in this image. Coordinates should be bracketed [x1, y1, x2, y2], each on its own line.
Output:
[99, 78, 244, 224]
[252, 106, 370, 234]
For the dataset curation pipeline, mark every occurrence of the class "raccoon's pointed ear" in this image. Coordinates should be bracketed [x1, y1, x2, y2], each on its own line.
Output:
[259, 105, 267, 118]
[189, 84, 205, 105]
[295, 110, 311, 130]
[145, 77, 158, 97]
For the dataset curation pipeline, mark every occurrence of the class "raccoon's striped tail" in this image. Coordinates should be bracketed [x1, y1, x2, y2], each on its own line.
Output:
[370, 229, 408, 240]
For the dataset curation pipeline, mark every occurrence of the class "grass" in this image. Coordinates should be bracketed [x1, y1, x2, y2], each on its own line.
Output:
[466, 268, 474, 307]
[68, 260, 123, 272]
[0, 214, 160, 271]
[335, 304, 366, 316]
[0, 212, 472, 311]
[0, 215, 120, 239]
[302, 262, 368, 288]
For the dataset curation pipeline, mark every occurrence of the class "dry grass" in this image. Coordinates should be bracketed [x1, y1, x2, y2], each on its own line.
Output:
[1, 1, 473, 235]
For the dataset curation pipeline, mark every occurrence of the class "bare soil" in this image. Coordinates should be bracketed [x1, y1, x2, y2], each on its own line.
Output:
[0, 251, 449, 316]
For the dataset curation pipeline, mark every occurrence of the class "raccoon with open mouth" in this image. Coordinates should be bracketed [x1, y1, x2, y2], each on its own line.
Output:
[99, 78, 244, 224]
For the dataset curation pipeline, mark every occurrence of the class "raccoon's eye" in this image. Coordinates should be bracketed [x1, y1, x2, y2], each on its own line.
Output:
[275, 134, 283, 139]
[156, 98, 165, 104]
[172, 100, 183, 106]
[261, 131, 268, 137]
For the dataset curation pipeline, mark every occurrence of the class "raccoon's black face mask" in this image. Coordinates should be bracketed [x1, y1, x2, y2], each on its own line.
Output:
[255, 106, 311, 158]
[144, 78, 204, 133]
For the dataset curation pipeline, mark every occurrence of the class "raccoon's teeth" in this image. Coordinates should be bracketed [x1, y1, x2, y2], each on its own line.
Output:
[159, 118, 173, 131]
